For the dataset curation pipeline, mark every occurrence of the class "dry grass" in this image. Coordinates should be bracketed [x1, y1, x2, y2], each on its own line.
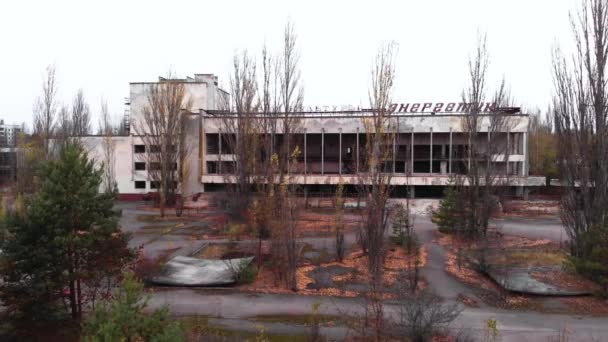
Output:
[438, 231, 608, 314]
[296, 210, 360, 237]
[531, 270, 600, 293]
[488, 249, 566, 267]
[195, 244, 230, 259]
[502, 200, 560, 216]
[559, 297, 608, 316]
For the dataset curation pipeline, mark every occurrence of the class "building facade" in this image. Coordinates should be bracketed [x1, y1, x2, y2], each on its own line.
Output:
[0, 120, 21, 186]
[83, 74, 544, 199]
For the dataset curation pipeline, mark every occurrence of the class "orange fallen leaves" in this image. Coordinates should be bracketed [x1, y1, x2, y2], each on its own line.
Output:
[236, 246, 426, 298]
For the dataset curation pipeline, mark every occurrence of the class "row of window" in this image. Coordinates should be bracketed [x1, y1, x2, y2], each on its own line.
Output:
[134, 162, 178, 171]
[134, 181, 178, 189]
[134, 145, 177, 154]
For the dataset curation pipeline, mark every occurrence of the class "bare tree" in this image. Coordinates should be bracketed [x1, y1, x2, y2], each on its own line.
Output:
[273, 21, 304, 291]
[389, 287, 462, 342]
[222, 50, 260, 214]
[226, 22, 303, 291]
[14, 132, 45, 195]
[100, 99, 117, 193]
[358, 41, 398, 283]
[55, 104, 72, 147]
[132, 75, 192, 217]
[71, 88, 91, 136]
[552, 0, 608, 287]
[335, 179, 346, 262]
[528, 109, 557, 184]
[455, 33, 515, 239]
[33, 65, 58, 156]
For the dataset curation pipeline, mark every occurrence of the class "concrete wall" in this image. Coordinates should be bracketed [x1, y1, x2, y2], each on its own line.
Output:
[80, 136, 140, 194]
[201, 114, 529, 134]
[129, 82, 210, 135]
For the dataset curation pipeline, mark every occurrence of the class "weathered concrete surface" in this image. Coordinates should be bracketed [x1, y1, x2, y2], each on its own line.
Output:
[487, 266, 591, 296]
[493, 215, 568, 243]
[150, 256, 253, 286]
[147, 290, 608, 342]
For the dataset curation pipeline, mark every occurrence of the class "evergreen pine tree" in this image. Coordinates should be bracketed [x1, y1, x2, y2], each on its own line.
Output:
[83, 272, 184, 342]
[0, 143, 134, 332]
[391, 203, 409, 247]
[433, 177, 458, 234]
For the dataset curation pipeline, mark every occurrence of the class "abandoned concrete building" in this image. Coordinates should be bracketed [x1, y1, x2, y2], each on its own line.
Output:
[81, 74, 544, 199]
[201, 110, 542, 198]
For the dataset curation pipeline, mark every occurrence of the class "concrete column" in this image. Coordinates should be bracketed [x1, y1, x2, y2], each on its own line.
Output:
[356, 128, 359, 173]
[409, 185, 415, 199]
[516, 186, 529, 200]
[393, 133, 396, 173]
[522, 132, 528, 176]
[411, 131, 415, 174]
[487, 130, 491, 175]
[287, 134, 290, 171]
[440, 161, 447, 174]
[339, 128, 342, 175]
[218, 131, 222, 174]
[130, 135, 134, 181]
[449, 128, 453, 175]
[429, 127, 433, 174]
[304, 128, 307, 175]
[321, 128, 325, 175]
[507, 130, 510, 175]
[235, 125, 240, 175]
[467, 133, 471, 171]
[200, 114, 205, 176]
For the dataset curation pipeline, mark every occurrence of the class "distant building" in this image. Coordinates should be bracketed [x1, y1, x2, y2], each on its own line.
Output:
[0, 120, 20, 187]
[0, 120, 21, 147]
[80, 74, 227, 199]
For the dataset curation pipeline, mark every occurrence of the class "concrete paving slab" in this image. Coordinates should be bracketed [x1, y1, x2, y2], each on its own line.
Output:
[487, 266, 591, 296]
[150, 256, 254, 286]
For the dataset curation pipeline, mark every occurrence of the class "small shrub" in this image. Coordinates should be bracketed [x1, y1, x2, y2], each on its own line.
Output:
[308, 302, 326, 342]
[132, 254, 164, 281]
[483, 317, 500, 342]
[231, 260, 258, 284]
[433, 179, 458, 234]
[391, 203, 418, 253]
[225, 224, 245, 241]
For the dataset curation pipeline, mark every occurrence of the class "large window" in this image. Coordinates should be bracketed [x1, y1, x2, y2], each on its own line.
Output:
[134, 162, 146, 171]
[134, 145, 145, 153]
[207, 161, 218, 174]
[206, 134, 219, 154]
[134, 181, 146, 189]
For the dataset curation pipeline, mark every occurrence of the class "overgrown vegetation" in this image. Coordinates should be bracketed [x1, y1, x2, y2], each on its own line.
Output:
[0, 143, 134, 337]
[83, 272, 184, 341]
[335, 180, 346, 262]
[432, 177, 458, 234]
[391, 202, 416, 253]
[552, 0, 608, 295]
[390, 288, 462, 342]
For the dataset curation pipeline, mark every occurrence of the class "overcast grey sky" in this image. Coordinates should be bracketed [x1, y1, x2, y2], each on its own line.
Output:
[0, 0, 578, 129]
